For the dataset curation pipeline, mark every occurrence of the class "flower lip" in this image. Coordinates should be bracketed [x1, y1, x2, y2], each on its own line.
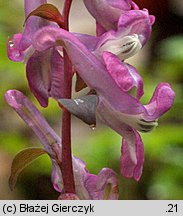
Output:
[136, 117, 158, 132]
[97, 97, 158, 134]
[95, 34, 142, 60]
[121, 41, 137, 54]
[7, 34, 24, 62]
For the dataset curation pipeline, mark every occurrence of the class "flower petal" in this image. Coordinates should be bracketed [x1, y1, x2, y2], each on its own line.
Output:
[26, 50, 51, 107]
[53, 154, 119, 200]
[131, 1, 139, 10]
[7, 34, 25, 62]
[33, 27, 175, 121]
[121, 129, 144, 181]
[106, 0, 132, 10]
[49, 49, 65, 100]
[5, 90, 119, 199]
[51, 160, 63, 192]
[95, 84, 174, 181]
[95, 168, 119, 200]
[74, 33, 99, 52]
[117, 9, 154, 46]
[74, 159, 119, 200]
[32, 26, 116, 92]
[83, 0, 132, 30]
[143, 83, 176, 120]
[95, 30, 142, 60]
[26, 49, 64, 107]
[96, 83, 174, 135]
[96, 97, 144, 181]
[32, 27, 175, 128]
[20, 0, 49, 51]
[102, 51, 144, 99]
[4, 90, 60, 155]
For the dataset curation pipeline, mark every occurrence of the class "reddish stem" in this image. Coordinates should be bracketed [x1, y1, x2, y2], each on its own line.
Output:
[61, 0, 75, 193]
[63, 0, 73, 31]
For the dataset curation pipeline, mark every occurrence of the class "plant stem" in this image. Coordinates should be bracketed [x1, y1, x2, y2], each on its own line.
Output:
[61, 0, 75, 194]
[63, 0, 73, 31]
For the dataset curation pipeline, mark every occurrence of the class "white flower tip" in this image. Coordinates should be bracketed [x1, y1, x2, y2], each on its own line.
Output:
[97, 34, 142, 60]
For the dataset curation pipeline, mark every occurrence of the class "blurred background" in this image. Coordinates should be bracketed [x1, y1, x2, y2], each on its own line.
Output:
[0, 0, 183, 200]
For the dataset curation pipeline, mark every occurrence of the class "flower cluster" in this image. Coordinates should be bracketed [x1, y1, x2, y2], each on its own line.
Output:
[6, 0, 175, 199]
[5, 90, 118, 200]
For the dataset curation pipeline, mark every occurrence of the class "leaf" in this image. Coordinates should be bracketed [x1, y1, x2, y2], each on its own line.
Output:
[58, 95, 99, 126]
[9, 148, 47, 190]
[75, 73, 87, 92]
[24, 4, 64, 28]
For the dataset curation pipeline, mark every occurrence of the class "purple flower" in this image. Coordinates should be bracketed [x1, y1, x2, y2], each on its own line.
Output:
[32, 26, 175, 181]
[7, 0, 175, 182]
[84, 1, 155, 62]
[7, 0, 64, 107]
[78, 1, 155, 67]
[83, 0, 155, 36]
[7, 0, 50, 62]
[4, 90, 119, 200]
[82, 0, 155, 63]
[83, 0, 136, 34]
[7, 0, 154, 108]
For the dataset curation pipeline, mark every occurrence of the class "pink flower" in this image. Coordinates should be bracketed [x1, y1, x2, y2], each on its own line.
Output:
[4, 90, 119, 200]
[32, 26, 175, 181]
[7, 0, 64, 107]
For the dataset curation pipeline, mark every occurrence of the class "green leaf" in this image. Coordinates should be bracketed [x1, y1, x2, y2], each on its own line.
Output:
[24, 3, 64, 28]
[9, 148, 47, 190]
